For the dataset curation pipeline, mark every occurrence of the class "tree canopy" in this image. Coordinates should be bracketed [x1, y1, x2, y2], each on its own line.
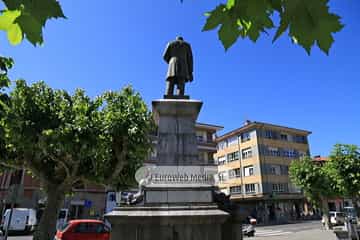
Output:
[290, 144, 360, 228]
[289, 156, 339, 204]
[1, 79, 153, 240]
[327, 144, 360, 202]
[0, 0, 344, 54]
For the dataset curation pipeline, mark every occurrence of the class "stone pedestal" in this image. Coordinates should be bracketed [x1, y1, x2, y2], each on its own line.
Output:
[105, 98, 230, 240]
[106, 205, 228, 240]
[152, 99, 202, 165]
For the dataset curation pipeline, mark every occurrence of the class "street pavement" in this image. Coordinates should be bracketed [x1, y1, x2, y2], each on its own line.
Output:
[6, 221, 336, 240]
[8, 236, 32, 240]
[252, 221, 337, 240]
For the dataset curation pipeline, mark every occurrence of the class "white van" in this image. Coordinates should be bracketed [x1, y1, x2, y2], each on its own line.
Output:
[2, 208, 37, 233]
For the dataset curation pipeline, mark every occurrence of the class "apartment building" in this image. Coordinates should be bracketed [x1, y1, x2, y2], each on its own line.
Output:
[215, 120, 311, 223]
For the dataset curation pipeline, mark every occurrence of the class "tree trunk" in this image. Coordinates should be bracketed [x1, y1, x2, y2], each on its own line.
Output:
[33, 184, 65, 240]
[321, 197, 330, 230]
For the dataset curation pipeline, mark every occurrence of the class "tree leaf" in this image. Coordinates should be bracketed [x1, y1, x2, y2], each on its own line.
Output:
[7, 23, 22, 45]
[283, 0, 343, 54]
[218, 17, 240, 50]
[15, 14, 43, 46]
[23, 0, 66, 25]
[0, 10, 21, 31]
[2, 0, 23, 10]
[202, 4, 226, 31]
[273, 14, 289, 42]
[226, 0, 236, 9]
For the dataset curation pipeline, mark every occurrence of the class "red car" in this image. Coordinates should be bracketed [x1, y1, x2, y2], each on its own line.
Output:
[54, 219, 110, 240]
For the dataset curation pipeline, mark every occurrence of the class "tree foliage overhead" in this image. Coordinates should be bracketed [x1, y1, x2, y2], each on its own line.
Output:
[202, 0, 344, 54]
[0, 0, 344, 55]
[0, 0, 65, 45]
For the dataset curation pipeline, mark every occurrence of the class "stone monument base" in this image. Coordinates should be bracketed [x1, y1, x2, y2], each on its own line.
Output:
[106, 204, 229, 240]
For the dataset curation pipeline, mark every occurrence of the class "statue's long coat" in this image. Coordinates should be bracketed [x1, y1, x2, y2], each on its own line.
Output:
[163, 39, 193, 82]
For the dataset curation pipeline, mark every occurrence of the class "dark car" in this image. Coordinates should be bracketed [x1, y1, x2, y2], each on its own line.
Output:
[54, 219, 110, 240]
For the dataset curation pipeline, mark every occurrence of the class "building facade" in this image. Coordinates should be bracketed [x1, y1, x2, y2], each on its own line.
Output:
[215, 120, 311, 224]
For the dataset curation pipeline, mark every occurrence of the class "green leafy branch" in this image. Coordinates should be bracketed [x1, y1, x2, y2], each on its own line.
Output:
[202, 0, 344, 54]
[0, 0, 65, 46]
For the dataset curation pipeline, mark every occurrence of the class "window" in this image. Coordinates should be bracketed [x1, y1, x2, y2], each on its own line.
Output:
[270, 165, 281, 175]
[207, 152, 214, 163]
[298, 151, 307, 157]
[74, 223, 88, 233]
[272, 183, 286, 192]
[283, 149, 297, 158]
[264, 130, 276, 139]
[218, 171, 227, 182]
[230, 185, 242, 194]
[217, 156, 226, 165]
[241, 132, 251, 142]
[229, 168, 241, 179]
[280, 133, 288, 141]
[280, 165, 289, 175]
[108, 192, 116, 202]
[244, 165, 254, 177]
[150, 149, 157, 158]
[227, 151, 239, 162]
[245, 184, 256, 194]
[294, 135, 307, 143]
[74, 223, 103, 233]
[268, 147, 280, 156]
[198, 152, 205, 161]
[227, 136, 238, 146]
[242, 148, 252, 159]
[207, 132, 213, 143]
[196, 135, 204, 142]
[218, 141, 227, 150]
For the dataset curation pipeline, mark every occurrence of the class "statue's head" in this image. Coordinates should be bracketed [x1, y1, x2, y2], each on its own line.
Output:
[176, 36, 184, 41]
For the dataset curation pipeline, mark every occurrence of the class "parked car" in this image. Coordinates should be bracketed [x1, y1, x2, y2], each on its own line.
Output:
[54, 219, 110, 240]
[1, 208, 37, 233]
[329, 211, 345, 225]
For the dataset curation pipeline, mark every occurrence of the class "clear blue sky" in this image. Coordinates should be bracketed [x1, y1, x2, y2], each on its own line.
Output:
[1, 1, 359, 156]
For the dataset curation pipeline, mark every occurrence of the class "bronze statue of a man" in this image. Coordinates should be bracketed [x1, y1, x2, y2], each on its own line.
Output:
[163, 36, 193, 97]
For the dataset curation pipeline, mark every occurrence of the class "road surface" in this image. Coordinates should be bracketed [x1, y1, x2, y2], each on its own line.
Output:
[252, 221, 337, 240]
[6, 221, 337, 240]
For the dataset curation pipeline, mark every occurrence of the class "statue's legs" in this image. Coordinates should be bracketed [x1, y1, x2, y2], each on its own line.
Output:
[165, 80, 175, 95]
[176, 78, 185, 96]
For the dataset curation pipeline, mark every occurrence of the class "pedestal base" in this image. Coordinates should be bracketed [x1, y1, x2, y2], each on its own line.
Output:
[152, 99, 203, 165]
[105, 205, 229, 240]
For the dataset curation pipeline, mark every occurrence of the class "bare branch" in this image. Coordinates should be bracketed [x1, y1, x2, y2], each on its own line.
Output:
[0, 161, 23, 170]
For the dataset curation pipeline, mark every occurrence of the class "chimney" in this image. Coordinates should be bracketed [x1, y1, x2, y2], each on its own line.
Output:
[244, 120, 252, 126]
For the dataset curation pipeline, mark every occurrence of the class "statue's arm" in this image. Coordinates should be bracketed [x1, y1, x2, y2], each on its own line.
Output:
[163, 43, 171, 63]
